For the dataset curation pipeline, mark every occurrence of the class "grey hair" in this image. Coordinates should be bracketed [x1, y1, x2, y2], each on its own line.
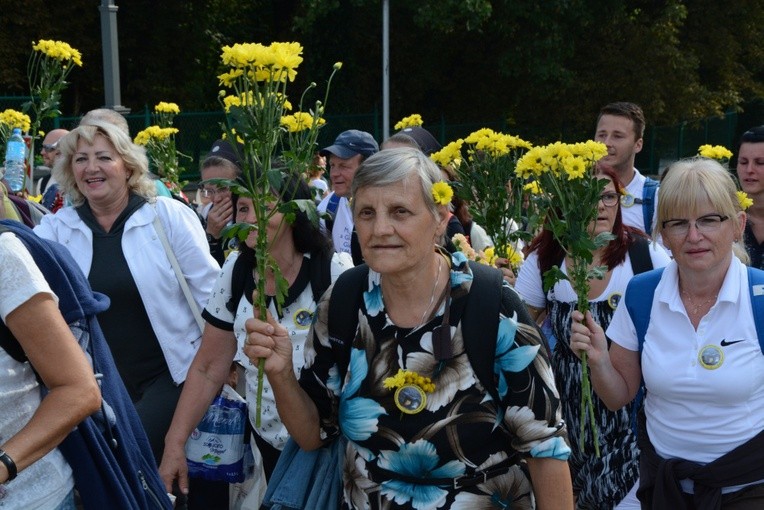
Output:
[351, 147, 444, 218]
[655, 156, 749, 264]
[53, 120, 156, 206]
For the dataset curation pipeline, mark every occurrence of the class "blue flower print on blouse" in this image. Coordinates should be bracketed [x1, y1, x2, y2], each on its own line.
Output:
[378, 439, 466, 510]
[340, 348, 387, 442]
[449, 252, 474, 288]
[494, 316, 540, 400]
[363, 278, 384, 317]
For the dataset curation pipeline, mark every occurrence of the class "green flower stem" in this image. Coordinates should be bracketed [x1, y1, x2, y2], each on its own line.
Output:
[570, 258, 601, 457]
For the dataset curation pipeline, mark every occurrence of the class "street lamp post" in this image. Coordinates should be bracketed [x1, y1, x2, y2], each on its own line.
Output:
[99, 0, 129, 113]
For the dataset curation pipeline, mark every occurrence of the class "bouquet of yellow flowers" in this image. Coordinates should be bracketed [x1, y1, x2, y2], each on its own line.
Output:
[516, 140, 610, 456]
[134, 102, 189, 191]
[697, 144, 733, 165]
[433, 128, 535, 261]
[216, 41, 340, 426]
[0, 109, 32, 162]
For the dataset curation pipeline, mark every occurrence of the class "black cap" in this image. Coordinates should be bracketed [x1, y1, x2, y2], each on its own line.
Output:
[207, 139, 243, 169]
[397, 126, 442, 155]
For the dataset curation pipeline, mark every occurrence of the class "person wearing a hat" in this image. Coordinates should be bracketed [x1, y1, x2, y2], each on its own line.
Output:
[738, 125, 764, 269]
[200, 139, 243, 266]
[317, 129, 379, 259]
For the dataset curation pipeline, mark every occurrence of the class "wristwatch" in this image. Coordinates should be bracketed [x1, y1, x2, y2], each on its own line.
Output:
[0, 448, 17, 482]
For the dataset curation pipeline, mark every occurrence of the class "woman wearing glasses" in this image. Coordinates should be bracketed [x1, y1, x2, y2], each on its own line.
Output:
[515, 165, 670, 509]
[571, 157, 764, 507]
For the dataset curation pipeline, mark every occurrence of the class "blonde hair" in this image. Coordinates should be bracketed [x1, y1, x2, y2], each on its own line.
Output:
[53, 120, 156, 206]
[655, 157, 748, 264]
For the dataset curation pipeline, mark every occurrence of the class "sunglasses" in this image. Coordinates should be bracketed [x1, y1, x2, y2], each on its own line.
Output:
[41, 143, 59, 152]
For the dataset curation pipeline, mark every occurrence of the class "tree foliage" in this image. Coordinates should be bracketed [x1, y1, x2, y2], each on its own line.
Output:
[0, 0, 762, 141]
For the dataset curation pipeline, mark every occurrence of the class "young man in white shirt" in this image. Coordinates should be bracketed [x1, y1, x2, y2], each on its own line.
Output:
[595, 102, 659, 237]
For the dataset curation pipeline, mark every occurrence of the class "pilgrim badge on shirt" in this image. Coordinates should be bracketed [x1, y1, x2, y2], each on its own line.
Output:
[621, 194, 636, 208]
[607, 292, 622, 310]
[292, 308, 313, 329]
[383, 369, 435, 415]
[698, 344, 724, 370]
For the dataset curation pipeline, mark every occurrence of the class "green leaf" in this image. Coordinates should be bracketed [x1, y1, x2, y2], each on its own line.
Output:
[221, 221, 254, 242]
[542, 265, 568, 293]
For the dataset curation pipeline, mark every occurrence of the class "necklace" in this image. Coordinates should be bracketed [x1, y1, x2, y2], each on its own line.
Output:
[414, 255, 443, 329]
[681, 289, 717, 316]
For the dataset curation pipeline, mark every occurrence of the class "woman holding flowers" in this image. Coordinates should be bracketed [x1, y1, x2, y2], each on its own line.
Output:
[515, 166, 671, 509]
[160, 174, 353, 495]
[571, 158, 764, 508]
[244, 148, 573, 509]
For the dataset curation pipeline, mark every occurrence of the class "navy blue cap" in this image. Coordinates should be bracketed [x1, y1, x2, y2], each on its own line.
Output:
[320, 130, 379, 159]
[397, 126, 442, 156]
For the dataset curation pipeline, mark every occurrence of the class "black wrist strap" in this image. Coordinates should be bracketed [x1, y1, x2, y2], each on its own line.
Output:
[0, 448, 17, 482]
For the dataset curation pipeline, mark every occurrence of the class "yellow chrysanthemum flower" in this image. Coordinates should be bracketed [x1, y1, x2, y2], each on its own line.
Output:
[218, 69, 244, 87]
[737, 191, 753, 210]
[523, 181, 542, 195]
[0, 109, 32, 133]
[280, 112, 325, 133]
[698, 144, 733, 162]
[430, 139, 464, 168]
[154, 102, 180, 115]
[134, 126, 178, 145]
[562, 155, 587, 180]
[431, 181, 453, 205]
[32, 39, 83, 67]
[394, 114, 423, 131]
[482, 246, 497, 266]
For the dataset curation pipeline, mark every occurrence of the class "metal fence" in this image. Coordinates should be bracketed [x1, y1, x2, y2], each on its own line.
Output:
[2, 95, 762, 182]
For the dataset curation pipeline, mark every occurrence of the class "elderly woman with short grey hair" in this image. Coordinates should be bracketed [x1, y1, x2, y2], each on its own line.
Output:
[244, 147, 573, 509]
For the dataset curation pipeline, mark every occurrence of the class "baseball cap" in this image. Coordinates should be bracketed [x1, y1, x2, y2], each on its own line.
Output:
[397, 126, 442, 156]
[320, 130, 379, 159]
[207, 139, 243, 169]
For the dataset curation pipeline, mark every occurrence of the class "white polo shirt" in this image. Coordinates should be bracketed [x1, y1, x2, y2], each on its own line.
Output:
[608, 258, 764, 473]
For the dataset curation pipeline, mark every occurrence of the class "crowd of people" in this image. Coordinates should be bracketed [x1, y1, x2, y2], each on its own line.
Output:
[0, 101, 762, 510]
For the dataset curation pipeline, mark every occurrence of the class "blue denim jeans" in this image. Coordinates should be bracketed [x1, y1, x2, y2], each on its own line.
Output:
[53, 488, 76, 510]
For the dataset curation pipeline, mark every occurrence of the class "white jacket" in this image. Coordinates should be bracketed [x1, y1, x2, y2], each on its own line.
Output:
[35, 197, 219, 384]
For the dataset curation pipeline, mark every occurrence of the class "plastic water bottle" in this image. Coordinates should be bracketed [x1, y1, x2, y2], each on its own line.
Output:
[4, 128, 27, 193]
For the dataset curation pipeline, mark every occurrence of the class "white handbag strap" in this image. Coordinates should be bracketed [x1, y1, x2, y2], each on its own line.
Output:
[152, 208, 205, 332]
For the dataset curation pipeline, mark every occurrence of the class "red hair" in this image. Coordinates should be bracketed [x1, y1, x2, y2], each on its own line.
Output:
[526, 164, 648, 277]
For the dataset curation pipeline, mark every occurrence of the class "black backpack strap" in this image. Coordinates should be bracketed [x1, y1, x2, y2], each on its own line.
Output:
[627, 234, 654, 275]
[309, 247, 335, 303]
[328, 264, 369, 382]
[462, 261, 503, 402]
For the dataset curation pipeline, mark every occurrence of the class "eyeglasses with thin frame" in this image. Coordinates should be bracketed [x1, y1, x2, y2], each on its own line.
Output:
[599, 192, 619, 207]
[661, 213, 729, 238]
[199, 186, 229, 198]
[41, 142, 59, 152]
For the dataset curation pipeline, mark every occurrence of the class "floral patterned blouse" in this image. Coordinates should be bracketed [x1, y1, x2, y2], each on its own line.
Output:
[299, 252, 570, 510]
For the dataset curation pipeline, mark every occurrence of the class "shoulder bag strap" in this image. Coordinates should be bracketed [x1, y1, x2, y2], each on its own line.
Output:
[152, 208, 204, 331]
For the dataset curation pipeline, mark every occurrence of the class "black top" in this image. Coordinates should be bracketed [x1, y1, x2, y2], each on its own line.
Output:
[77, 195, 168, 401]
[744, 223, 764, 270]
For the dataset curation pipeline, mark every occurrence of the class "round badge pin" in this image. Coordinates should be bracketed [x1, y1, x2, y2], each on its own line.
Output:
[621, 194, 636, 208]
[607, 292, 622, 310]
[292, 308, 314, 329]
[698, 344, 724, 370]
[394, 385, 427, 414]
